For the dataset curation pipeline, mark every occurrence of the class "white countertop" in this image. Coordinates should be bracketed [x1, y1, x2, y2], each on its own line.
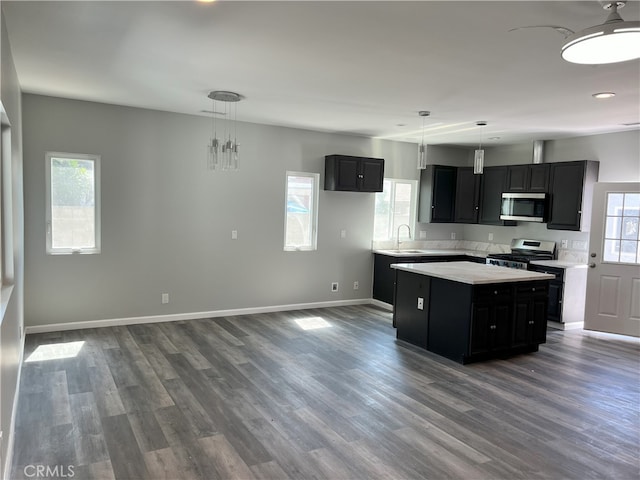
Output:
[374, 249, 487, 258]
[529, 259, 588, 269]
[391, 261, 555, 285]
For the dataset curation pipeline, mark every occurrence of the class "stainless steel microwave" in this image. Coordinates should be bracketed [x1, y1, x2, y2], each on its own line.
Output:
[500, 193, 548, 222]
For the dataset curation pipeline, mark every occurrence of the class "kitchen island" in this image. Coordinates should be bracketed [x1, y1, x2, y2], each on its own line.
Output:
[392, 261, 555, 364]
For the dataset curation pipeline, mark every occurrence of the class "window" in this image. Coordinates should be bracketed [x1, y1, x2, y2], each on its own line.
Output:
[373, 179, 418, 241]
[603, 192, 640, 264]
[284, 172, 319, 251]
[46, 152, 101, 254]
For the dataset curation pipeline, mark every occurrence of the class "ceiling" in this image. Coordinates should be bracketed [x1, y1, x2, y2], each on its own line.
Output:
[2, 1, 639, 146]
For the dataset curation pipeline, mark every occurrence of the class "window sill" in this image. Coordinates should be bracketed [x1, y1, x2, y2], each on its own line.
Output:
[0, 284, 15, 326]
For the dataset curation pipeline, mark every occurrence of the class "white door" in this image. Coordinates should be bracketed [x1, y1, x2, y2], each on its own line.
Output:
[585, 182, 640, 337]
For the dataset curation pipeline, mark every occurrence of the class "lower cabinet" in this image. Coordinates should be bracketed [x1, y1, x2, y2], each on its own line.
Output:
[373, 253, 471, 305]
[470, 286, 513, 355]
[394, 273, 549, 364]
[512, 283, 548, 347]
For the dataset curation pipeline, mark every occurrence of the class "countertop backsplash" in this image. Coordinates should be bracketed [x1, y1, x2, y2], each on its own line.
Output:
[371, 239, 511, 254]
[371, 239, 589, 264]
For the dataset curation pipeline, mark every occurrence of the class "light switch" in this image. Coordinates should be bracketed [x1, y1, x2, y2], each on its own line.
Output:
[231, 230, 238, 240]
[340, 229, 347, 238]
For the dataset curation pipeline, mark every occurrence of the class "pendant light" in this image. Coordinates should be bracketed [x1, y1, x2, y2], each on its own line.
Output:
[561, 1, 640, 64]
[207, 91, 243, 171]
[474, 121, 486, 175]
[417, 110, 430, 170]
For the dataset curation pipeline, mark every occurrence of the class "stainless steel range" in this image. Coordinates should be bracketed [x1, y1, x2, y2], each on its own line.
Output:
[486, 238, 556, 270]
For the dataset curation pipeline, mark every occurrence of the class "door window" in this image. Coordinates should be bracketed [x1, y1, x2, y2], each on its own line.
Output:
[603, 192, 640, 264]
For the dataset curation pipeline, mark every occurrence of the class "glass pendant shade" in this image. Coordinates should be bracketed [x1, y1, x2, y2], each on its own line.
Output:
[474, 149, 485, 174]
[417, 110, 430, 170]
[417, 143, 427, 170]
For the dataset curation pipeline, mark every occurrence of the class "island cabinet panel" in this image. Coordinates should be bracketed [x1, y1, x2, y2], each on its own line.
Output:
[394, 270, 430, 348]
[512, 282, 548, 348]
[427, 279, 473, 362]
[470, 286, 513, 355]
[393, 267, 550, 364]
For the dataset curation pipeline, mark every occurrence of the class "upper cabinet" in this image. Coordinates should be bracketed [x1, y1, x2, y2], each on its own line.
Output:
[418, 165, 456, 223]
[324, 154, 384, 192]
[454, 167, 480, 223]
[478, 166, 515, 226]
[547, 161, 599, 231]
[506, 164, 549, 193]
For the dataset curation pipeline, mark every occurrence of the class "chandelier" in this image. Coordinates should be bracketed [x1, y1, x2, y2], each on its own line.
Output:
[207, 91, 243, 171]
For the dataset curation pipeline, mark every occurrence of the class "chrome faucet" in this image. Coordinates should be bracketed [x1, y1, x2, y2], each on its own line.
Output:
[396, 224, 412, 250]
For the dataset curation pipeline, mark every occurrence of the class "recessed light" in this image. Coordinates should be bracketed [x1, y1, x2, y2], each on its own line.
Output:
[396, 123, 407, 127]
[592, 92, 616, 99]
[488, 136, 501, 140]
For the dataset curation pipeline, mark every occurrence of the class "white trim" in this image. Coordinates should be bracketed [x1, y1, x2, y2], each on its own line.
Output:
[369, 298, 393, 311]
[45, 152, 101, 255]
[284, 171, 320, 252]
[2, 326, 25, 480]
[24, 299, 375, 334]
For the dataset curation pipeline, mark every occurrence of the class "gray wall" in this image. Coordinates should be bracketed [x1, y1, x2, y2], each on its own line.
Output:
[23, 94, 425, 327]
[462, 130, 640, 246]
[0, 9, 24, 479]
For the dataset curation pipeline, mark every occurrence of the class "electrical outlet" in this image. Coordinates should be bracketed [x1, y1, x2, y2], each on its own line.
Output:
[231, 230, 238, 240]
[561, 239, 569, 249]
[417, 297, 424, 310]
[340, 229, 347, 239]
[331, 282, 339, 292]
[419, 231, 426, 239]
[488, 233, 494, 241]
[451, 232, 456, 240]
[353, 281, 359, 290]
[161, 293, 169, 304]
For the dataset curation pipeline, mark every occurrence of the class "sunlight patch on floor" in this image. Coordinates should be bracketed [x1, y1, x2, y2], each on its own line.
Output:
[294, 316, 332, 330]
[25, 341, 85, 362]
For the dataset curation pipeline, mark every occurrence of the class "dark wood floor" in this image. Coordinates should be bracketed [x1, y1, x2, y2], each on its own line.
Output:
[11, 305, 640, 479]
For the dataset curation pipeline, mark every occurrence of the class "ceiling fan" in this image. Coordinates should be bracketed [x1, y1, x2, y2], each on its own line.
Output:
[509, 1, 640, 64]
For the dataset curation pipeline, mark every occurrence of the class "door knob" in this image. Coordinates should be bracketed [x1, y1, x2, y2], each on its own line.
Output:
[590, 252, 596, 258]
[589, 263, 596, 268]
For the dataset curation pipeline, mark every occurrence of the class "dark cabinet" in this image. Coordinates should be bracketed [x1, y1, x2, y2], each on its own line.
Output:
[547, 160, 599, 231]
[324, 154, 384, 192]
[454, 167, 480, 223]
[470, 286, 513, 355]
[506, 164, 549, 193]
[478, 166, 515, 226]
[512, 282, 548, 348]
[528, 265, 564, 323]
[373, 253, 469, 306]
[394, 270, 430, 348]
[418, 165, 456, 223]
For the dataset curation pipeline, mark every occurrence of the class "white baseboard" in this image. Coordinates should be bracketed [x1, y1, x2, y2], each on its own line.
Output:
[3, 327, 25, 480]
[24, 299, 374, 334]
[369, 299, 393, 311]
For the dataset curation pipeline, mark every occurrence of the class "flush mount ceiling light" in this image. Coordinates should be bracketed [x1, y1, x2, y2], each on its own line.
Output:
[592, 91, 616, 99]
[207, 90, 243, 171]
[561, 1, 640, 64]
[417, 111, 430, 170]
[474, 121, 487, 175]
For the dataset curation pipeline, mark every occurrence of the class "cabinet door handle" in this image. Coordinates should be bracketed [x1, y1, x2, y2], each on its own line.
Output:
[532, 287, 536, 292]
[494, 290, 498, 295]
